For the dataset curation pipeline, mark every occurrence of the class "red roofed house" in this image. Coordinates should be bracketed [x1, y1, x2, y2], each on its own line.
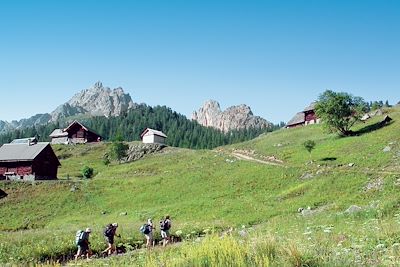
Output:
[140, 128, 167, 145]
[0, 138, 60, 181]
[50, 121, 102, 144]
[286, 102, 320, 128]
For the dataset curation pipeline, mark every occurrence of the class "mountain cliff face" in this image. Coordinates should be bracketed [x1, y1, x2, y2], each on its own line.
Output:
[50, 82, 136, 121]
[0, 82, 136, 133]
[192, 100, 272, 133]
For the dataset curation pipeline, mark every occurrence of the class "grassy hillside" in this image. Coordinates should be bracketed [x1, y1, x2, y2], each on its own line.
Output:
[0, 107, 399, 266]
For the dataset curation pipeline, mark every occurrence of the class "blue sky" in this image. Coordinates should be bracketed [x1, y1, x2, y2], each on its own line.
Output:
[0, 0, 399, 123]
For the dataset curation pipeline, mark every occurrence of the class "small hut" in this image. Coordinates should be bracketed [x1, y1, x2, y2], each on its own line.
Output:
[140, 128, 167, 145]
[303, 102, 319, 125]
[0, 139, 60, 181]
[286, 102, 320, 128]
[286, 112, 305, 128]
[49, 129, 69, 144]
[50, 121, 101, 144]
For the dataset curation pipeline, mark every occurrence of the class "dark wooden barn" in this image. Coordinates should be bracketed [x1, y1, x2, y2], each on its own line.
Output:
[0, 139, 60, 181]
[286, 102, 320, 128]
[50, 120, 102, 144]
[303, 102, 319, 125]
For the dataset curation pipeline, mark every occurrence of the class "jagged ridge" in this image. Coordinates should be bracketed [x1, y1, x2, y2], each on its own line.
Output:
[192, 100, 272, 133]
[0, 82, 136, 133]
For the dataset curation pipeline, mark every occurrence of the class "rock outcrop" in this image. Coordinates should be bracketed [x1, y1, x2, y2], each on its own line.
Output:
[59, 81, 136, 118]
[192, 100, 271, 132]
[124, 143, 165, 162]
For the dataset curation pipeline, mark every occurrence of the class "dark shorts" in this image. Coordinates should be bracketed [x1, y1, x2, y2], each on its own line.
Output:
[78, 243, 89, 253]
[106, 236, 114, 245]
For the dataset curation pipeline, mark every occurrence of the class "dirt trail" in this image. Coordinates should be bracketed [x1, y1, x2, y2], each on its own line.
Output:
[231, 152, 284, 167]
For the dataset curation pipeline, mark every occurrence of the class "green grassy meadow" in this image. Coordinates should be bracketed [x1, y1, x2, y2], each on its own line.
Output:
[1, 107, 400, 266]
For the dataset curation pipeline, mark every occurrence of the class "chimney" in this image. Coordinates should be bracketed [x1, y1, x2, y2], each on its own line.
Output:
[28, 138, 37, 146]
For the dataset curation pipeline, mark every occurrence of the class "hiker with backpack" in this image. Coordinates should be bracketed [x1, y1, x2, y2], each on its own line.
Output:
[140, 218, 154, 249]
[102, 223, 120, 256]
[74, 228, 92, 260]
[160, 215, 172, 247]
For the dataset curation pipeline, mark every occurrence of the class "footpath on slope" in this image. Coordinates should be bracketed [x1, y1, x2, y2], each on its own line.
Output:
[227, 149, 285, 167]
[55, 236, 184, 266]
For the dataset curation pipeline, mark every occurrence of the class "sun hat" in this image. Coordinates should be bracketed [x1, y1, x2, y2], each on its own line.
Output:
[85, 228, 92, 233]
[112, 223, 118, 227]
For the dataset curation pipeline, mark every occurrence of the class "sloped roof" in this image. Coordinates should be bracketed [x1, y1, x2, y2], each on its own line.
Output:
[0, 142, 52, 162]
[140, 128, 167, 138]
[11, 137, 38, 144]
[303, 102, 317, 112]
[64, 120, 101, 137]
[49, 129, 68, 138]
[286, 112, 305, 126]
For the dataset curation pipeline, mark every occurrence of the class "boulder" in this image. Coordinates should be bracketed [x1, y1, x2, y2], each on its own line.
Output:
[299, 173, 314, 180]
[361, 114, 370, 121]
[369, 109, 383, 117]
[364, 178, 384, 191]
[383, 146, 391, 152]
[345, 205, 362, 214]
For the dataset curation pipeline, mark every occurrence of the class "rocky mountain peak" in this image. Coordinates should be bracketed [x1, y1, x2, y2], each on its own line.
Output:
[192, 100, 271, 133]
[0, 82, 137, 134]
[54, 81, 135, 119]
[93, 81, 103, 89]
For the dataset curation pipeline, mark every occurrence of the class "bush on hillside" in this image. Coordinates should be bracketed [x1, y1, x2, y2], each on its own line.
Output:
[109, 136, 129, 163]
[81, 166, 94, 179]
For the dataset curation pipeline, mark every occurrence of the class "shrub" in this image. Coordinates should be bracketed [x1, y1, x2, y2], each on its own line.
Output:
[109, 138, 129, 163]
[102, 153, 111, 165]
[81, 166, 94, 179]
[303, 140, 316, 160]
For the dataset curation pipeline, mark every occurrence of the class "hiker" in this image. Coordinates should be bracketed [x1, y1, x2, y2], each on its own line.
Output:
[102, 223, 120, 256]
[141, 218, 154, 248]
[75, 228, 92, 260]
[160, 215, 172, 247]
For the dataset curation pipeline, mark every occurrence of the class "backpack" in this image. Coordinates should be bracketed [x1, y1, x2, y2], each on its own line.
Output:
[140, 224, 150, 234]
[75, 230, 85, 246]
[104, 225, 114, 237]
[160, 219, 170, 231]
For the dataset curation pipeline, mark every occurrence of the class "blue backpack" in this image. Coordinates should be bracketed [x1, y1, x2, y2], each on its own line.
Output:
[140, 224, 150, 234]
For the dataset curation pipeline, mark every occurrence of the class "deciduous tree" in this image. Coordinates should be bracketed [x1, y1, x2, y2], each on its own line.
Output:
[315, 90, 367, 136]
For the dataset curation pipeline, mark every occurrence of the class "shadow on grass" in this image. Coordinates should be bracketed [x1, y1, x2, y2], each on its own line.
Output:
[320, 157, 337, 161]
[354, 120, 393, 136]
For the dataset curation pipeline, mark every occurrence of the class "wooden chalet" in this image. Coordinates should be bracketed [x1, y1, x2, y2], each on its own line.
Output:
[286, 102, 320, 128]
[50, 121, 102, 144]
[303, 103, 319, 125]
[0, 138, 60, 181]
[140, 128, 167, 145]
[286, 112, 305, 128]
